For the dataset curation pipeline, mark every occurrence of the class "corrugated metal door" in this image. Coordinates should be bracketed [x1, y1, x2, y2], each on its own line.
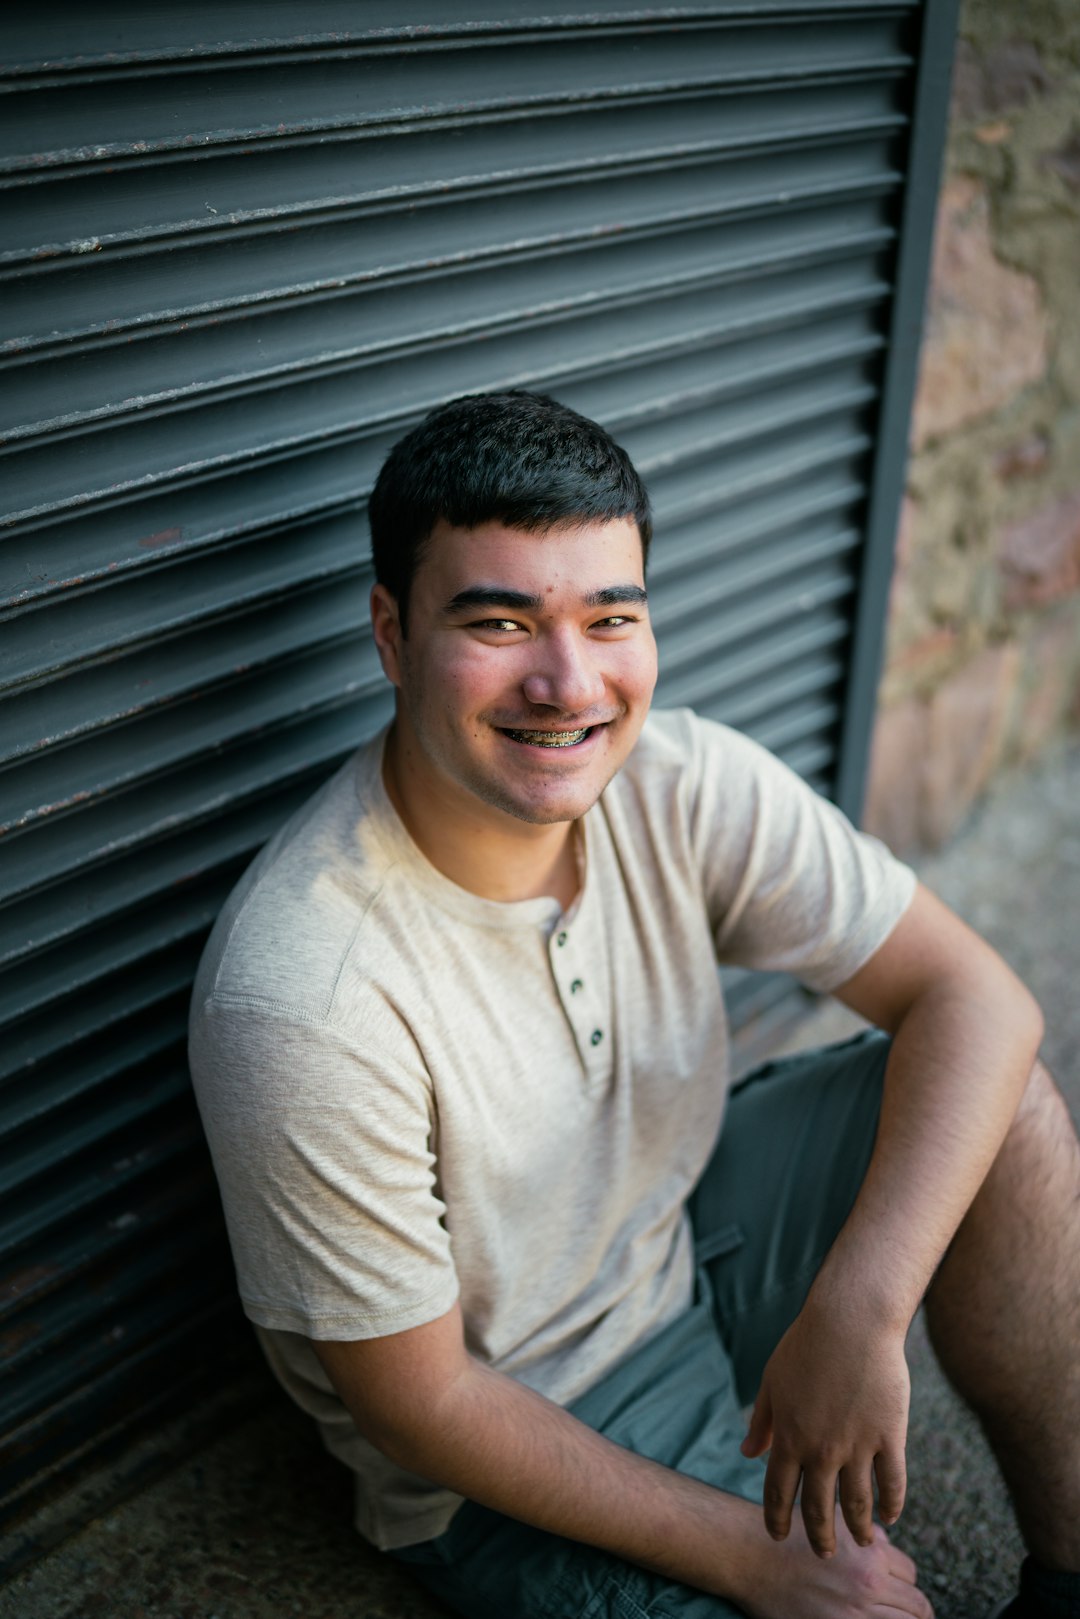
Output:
[0, 1, 956, 1536]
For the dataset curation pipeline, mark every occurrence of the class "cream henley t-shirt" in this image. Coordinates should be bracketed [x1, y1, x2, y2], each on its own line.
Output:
[188, 708, 916, 1549]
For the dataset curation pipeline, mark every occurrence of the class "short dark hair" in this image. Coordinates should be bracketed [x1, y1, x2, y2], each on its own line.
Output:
[368, 390, 652, 631]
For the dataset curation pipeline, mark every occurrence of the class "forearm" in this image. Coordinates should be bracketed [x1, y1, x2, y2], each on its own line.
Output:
[740, 939, 1044, 1557]
[813, 965, 1044, 1328]
[362, 1349, 765, 1600]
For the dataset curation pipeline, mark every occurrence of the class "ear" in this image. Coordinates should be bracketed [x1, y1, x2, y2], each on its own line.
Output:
[370, 583, 404, 689]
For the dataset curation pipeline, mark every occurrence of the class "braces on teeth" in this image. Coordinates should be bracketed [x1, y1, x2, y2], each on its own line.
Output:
[505, 728, 590, 747]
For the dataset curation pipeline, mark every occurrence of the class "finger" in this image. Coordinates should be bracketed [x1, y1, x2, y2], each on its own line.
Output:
[881, 1576, 935, 1619]
[874, 1444, 908, 1527]
[838, 1460, 876, 1548]
[884, 1541, 920, 1585]
[740, 1389, 772, 1459]
[761, 1451, 801, 1541]
[799, 1464, 839, 1558]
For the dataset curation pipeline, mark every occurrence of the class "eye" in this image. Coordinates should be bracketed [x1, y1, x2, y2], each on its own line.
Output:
[591, 614, 635, 630]
[470, 618, 526, 633]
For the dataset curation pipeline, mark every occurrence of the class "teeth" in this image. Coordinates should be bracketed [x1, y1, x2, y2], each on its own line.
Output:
[505, 727, 590, 747]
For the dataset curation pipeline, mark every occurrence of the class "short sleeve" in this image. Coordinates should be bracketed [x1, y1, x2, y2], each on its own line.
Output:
[188, 997, 460, 1339]
[684, 716, 916, 993]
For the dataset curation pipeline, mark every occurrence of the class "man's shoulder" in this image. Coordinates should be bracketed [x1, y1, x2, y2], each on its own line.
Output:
[605, 708, 821, 877]
[193, 735, 397, 1026]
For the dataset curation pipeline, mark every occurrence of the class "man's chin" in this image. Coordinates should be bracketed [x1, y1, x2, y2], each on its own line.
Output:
[506, 802, 591, 827]
[473, 771, 613, 828]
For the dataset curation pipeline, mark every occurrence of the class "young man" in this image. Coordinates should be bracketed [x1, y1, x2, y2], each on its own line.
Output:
[189, 392, 1080, 1619]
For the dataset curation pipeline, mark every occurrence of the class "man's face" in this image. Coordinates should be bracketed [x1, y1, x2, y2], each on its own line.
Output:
[372, 516, 658, 829]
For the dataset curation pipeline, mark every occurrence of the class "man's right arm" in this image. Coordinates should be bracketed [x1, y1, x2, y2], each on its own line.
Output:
[312, 1303, 930, 1619]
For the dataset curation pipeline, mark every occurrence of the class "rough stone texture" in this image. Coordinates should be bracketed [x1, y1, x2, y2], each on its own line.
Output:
[877, 0, 1080, 842]
[863, 697, 928, 856]
[923, 643, 1021, 847]
[892, 493, 918, 579]
[992, 432, 1051, 480]
[972, 120, 1010, 147]
[888, 626, 963, 695]
[958, 0, 1080, 77]
[948, 40, 988, 125]
[866, 645, 1023, 852]
[1016, 608, 1080, 759]
[999, 487, 1080, 608]
[878, 457, 994, 703]
[1041, 125, 1080, 191]
[910, 176, 1048, 451]
[950, 37, 1056, 123]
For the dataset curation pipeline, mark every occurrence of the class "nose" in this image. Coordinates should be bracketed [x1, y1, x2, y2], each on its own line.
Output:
[521, 628, 607, 713]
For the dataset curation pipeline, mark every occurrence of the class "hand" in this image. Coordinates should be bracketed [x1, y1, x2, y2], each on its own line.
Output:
[740, 1296, 911, 1558]
[729, 1511, 933, 1619]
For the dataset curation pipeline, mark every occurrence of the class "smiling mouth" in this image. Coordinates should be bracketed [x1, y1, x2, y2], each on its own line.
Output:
[502, 726, 593, 748]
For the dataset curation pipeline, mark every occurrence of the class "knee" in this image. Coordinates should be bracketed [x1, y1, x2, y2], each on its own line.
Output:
[1001, 1057, 1079, 1167]
[1013, 1058, 1068, 1127]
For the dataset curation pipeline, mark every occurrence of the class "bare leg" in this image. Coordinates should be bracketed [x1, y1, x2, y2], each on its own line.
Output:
[923, 1059, 1080, 1571]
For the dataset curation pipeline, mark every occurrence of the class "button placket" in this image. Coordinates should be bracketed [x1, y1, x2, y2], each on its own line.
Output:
[580, 921, 613, 1085]
[548, 904, 612, 1082]
[550, 930, 598, 1065]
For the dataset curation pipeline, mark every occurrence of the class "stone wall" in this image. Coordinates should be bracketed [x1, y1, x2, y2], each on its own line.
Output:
[863, 0, 1080, 853]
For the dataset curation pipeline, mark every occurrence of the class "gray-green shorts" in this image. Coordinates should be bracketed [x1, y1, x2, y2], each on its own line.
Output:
[392, 1030, 892, 1619]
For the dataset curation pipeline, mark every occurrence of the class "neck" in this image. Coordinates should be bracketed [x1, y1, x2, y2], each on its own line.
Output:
[382, 726, 581, 909]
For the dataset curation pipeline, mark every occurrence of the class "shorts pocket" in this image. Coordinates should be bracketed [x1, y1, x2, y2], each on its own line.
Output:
[694, 1222, 744, 1266]
[577, 1572, 653, 1619]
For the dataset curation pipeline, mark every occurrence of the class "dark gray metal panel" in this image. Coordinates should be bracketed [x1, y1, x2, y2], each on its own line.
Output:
[0, 0, 952, 1538]
[3, 18, 911, 169]
[2, 84, 904, 275]
[833, 0, 963, 822]
[0, 1, 921, 76]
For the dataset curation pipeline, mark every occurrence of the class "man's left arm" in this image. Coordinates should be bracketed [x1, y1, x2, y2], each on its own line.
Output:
[740, 880, 1044, 1559]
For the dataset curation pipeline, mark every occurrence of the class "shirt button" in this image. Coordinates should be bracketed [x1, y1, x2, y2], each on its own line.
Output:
[590, 1029, 603, 1047]
[556, 931, 567, 947]
[570, 979, 584, 994]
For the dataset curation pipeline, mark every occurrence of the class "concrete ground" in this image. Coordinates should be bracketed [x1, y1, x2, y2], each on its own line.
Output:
[2, 741, 1077, 1619]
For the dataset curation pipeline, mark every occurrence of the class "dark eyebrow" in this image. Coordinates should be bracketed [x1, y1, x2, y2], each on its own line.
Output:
[583, 585, 649, 609]
[444, 587, 545, 615]
[444, 583, 648, 615]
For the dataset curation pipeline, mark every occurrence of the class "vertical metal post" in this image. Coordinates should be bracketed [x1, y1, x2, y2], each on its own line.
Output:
[834, 0, 962, 825]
